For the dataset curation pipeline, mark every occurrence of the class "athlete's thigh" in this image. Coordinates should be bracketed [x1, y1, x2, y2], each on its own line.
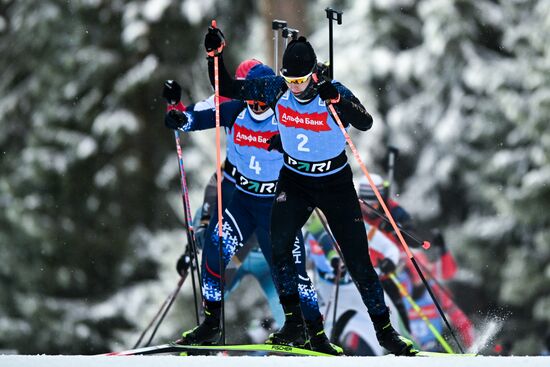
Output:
[206, 191, 257, 269]
[249, 197, 275, 264]
[271, 174, 314, 253]
[317, 178, 369, 265]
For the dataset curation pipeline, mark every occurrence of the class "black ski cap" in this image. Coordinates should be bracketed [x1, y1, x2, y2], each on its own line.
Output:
[281, 36, 317, 77]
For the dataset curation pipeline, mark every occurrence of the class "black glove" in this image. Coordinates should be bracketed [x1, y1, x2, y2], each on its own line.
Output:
[194, 223, 208, 250]
[378, 258, 396, 275]
[204, 26, 225, 56]
[176, 251, 192, 277]
[164, 110, 187, 130]
[316, 75, 340, 102]
[330, 257, 347, 279]
[267, 134, 283, 153]
[162, 80, 181, 105]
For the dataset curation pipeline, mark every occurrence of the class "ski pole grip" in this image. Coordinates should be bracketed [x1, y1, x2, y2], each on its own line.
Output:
[272, 20, 287, 30]
[325, 8, 343, 24]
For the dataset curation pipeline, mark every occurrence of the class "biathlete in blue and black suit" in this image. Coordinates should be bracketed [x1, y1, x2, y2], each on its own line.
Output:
[200, 25, 417, 356]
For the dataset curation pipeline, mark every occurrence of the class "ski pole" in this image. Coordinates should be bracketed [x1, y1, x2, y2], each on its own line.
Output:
[415, 257, 464, 314]
[321, 11, 343, 342]
[272, 20, 287, 71]
[411, 259, 474, 348]
[325, 8, 343, 79]
[159, 82, 204, 341]
[144, 245, 196, 346]
[211, 19, 226, 345]
[173, 129, 203, 324]
[144, 275, 186, 346]
[324, 100, 465, 354]
[313, 209, 344, 343]
[164, 84, 203, 324]
[388, 273, 455, 354]
[133, 277, 182, 348]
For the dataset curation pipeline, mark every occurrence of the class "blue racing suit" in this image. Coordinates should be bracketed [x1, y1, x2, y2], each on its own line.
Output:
[181, 101, 321, 321]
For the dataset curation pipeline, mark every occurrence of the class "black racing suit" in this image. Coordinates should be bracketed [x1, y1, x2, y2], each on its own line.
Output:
[207, 55, 388, 316]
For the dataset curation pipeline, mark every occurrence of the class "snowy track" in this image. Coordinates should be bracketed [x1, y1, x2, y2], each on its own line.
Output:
[1, 355, 549, 367]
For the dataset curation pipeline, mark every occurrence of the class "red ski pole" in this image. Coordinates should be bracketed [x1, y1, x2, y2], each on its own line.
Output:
[211, 19, 226, 345]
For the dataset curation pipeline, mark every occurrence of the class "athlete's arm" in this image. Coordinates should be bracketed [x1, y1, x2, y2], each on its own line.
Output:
[181, 100, 245, 131]
[333, 82, 373, 131]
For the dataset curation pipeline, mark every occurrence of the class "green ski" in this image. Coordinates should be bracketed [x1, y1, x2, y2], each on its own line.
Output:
[168, 342, 335, 356]
[102, 342, 479, 357]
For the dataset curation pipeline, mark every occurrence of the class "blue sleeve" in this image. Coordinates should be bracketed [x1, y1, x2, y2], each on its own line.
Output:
[181, 100, 245, 132]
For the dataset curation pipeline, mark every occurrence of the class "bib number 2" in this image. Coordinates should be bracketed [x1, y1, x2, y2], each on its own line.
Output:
[297, 134, 310, 152]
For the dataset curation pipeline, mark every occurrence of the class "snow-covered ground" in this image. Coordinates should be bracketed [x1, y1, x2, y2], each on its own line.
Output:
[1, 355, 549, 367]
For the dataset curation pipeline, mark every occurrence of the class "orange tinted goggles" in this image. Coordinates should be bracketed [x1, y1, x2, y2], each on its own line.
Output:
[280, 71, 312, 85]
[246, 100, 267, 107]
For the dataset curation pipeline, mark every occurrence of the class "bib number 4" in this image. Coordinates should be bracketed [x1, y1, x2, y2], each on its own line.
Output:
[249, 156, 261, 175]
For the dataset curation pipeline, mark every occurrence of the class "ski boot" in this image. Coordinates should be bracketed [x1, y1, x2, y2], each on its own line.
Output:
[370, 309, 417, 356]
[303, 316, 344, 356]
[265, 295, 307, 347]
[176, 301, 221, 345]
